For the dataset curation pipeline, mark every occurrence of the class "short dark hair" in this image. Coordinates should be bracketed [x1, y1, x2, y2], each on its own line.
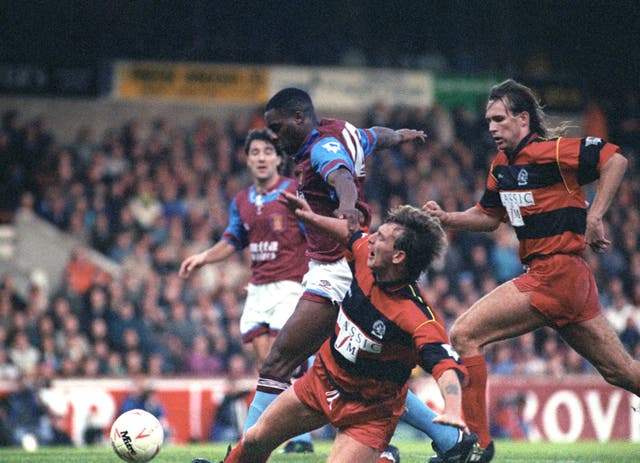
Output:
[243, 129, 282, 156]
[385, 205, 447, 282]
[489, 79, 548, 137]
[265, 87, 316, 120]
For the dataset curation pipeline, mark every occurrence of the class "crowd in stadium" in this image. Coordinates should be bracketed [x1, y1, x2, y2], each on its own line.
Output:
[0, 91, 638, 388]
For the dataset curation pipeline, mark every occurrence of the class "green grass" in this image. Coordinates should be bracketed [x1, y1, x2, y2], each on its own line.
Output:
[2, 440, 639, 463]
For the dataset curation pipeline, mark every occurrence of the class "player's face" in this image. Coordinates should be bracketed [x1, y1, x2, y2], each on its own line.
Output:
[367, 223, 404, 275]
[246, 139, 281, 183]
[485, 99, 529, 152]
[264, 109, 307, 156]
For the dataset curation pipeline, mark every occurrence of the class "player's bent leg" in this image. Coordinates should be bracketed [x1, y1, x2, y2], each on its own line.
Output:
[400, 389, 461, 452]
[260, 297, 337, 380]
[450, 281, 543, 356]
[243, 387, 327, 458]
[449, 281, 545, 454]
[560, 314, 640, 396]
[250, 333, 273, 368]
[244, 297, 336, 434]
[327, 431, 380, 463]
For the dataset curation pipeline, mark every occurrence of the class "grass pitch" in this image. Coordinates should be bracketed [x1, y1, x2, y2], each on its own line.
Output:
[2, 439, 638, 462]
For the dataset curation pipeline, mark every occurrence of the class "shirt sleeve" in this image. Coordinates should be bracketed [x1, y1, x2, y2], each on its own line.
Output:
[412, 312, 468, 383]
[221, 199, 247, 250]
[477, 159, 508, 221]
[310, 136, 355, 182]
[577, 137, 620, 185]
[360, 127, 378, 156]
[419, 342, 468, 384]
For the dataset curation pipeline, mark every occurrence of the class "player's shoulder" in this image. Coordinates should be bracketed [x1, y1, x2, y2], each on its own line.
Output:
[235, 185, 252, 201]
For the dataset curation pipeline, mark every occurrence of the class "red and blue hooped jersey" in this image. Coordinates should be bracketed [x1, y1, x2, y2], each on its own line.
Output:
[478, 134, 619, 262]
[316, 233, 466, 402]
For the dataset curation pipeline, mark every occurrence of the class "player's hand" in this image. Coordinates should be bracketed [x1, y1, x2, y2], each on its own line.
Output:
[178, 253, 206, 278]
[432, 413, 470, 435]
[333, 207, 363, 233]
[585, 215, 611, 253]
[422, 200, 448, 223]
[280, 190, 314, 221]
[397, 128, 427, 144]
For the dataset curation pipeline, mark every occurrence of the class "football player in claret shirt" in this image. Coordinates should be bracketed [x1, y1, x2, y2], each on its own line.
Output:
[179, 128, 307, 369]
[425, 79, 638, 463]
[179, 129, 315, 449]
[215, 192, 476, 463]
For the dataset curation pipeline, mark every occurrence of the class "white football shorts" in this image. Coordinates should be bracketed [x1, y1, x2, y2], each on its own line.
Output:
[302, 257, 353, 305]
[240, 279, 304, 336]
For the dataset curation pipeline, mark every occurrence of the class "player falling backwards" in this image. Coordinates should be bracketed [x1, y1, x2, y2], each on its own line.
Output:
[216, 192, 472, 463]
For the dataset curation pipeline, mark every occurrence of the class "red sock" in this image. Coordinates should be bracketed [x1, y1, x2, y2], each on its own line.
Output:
[461, 354, 492, 448]
[225, 440, 270, 463]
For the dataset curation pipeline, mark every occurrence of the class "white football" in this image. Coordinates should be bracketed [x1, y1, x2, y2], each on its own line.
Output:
[110, 409, 164, 463]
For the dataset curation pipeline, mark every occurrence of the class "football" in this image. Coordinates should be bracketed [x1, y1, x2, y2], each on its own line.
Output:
[110, 409, 164, 463]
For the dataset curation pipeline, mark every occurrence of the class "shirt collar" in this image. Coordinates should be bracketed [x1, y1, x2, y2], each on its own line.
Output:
[293, 129, 320, 161]
[505, 132, 537, 159]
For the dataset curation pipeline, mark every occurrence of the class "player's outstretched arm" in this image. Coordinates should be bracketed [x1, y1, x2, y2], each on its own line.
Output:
[372, 126, 427, 149]
[423, 201, 501, 232]
[178, 240, 236, 278]
[432, 369, 469, 434]
[280, 190, 351, 244]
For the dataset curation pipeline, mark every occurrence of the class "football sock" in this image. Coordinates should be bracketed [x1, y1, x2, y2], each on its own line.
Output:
[243, 390, 277, 433]
[225, 440, 269, 463]
[288, 431, 312, 444]
[461, 354, 492, 448]
[401, 388, 459, 452]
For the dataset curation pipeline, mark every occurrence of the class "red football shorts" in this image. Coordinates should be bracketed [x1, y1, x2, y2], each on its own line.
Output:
[513, 253, 601, 327]
[293, 360, 406, 451]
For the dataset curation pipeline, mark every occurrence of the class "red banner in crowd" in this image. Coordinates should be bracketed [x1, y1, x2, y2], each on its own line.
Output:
[412, 375, 640, 442]
[1, 376, 637, 445]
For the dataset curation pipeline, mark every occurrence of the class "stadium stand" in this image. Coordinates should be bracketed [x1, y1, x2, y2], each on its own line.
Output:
[0, 91, 638, 387]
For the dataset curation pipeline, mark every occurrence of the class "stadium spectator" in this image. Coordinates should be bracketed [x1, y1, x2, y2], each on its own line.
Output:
[8, 331, 40, 376]
[64, 247, 98, 297]
[489, 393, 536, 441]
[119, 378, 172, 441]
[208, 355, 253, 443]
[80, 285, 112, 328]
[0, 347, 20, 380]
[424, 78, 637, 462]
[185, 334, 224, 376]
[105, 351, 126, 377]
[5, 373, 51, 446]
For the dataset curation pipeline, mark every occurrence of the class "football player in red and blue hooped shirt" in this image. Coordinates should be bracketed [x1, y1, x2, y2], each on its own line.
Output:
[425, 79, 636, 463]
[219, 193, 474, 463]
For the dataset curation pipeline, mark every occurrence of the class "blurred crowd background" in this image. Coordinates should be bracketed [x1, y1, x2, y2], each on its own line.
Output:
[0, 87, 638, 392]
